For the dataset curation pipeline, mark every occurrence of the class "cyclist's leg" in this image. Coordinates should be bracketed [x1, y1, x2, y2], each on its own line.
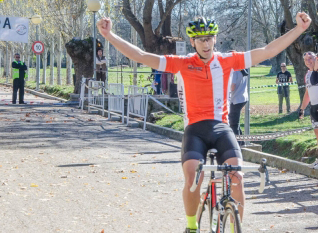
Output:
[223, 157, 245, 221]
[213, 123, 245, 221]
[181, 122, 209, 229]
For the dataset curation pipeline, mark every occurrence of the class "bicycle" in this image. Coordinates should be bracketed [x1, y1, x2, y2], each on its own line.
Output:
[190, 149, 270, 233]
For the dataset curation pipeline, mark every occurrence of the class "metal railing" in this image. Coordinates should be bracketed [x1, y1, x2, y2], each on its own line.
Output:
[87, 80, 105, 116]
[108, 83, 125, 123]
[127, 85, 149, 130]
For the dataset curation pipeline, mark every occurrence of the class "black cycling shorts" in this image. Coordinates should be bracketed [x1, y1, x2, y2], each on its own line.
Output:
[181, 120, 242, 165]
[310, 104, 318, 128]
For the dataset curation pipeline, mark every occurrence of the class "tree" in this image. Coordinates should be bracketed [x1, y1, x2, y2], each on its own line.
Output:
[122, 0, 184, 54]
[279, 0, 317, 103]
[252, 0, 286, 75]
[65, 37, 103, 94]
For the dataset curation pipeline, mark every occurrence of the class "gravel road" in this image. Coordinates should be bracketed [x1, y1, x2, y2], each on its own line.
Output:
[0, 85, 317, 233]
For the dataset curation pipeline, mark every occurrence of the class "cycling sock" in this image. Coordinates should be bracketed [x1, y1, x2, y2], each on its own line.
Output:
[230, 223, 235, 232]
[230, 222, 242, 232]
[186, 215, 198, 229]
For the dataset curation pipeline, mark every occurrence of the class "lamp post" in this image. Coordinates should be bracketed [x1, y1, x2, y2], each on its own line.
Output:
[87, 0, 101, 80]
[31, 15, 42, 90]
[244, 0, 252, 145]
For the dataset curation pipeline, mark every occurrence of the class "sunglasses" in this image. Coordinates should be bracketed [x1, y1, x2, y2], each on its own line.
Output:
[194, 36, 214, 43]
[16, 56, 20, 58]
[303, 52, 315, 57]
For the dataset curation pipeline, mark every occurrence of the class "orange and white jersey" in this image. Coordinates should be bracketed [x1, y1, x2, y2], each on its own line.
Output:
[158, 52, 251, 128]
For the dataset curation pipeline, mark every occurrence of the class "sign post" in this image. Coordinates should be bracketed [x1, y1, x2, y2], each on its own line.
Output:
[32, 41, 44, 55]
[32, 41, 44, 90]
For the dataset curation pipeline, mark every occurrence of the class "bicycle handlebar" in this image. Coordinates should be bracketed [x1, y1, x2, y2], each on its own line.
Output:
[190, 158, 270, 193]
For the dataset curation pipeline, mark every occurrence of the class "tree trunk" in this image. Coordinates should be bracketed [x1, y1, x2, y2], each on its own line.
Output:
[50, 38, 54, 85]
[65, 37, 96, 94]
[122, 0, 182, 55]
[280, 0, 316, 104]
[66, 53, 72, 85]
[42, 49, 47, 84]
[57, 34, 62, 85]
[269, 51, 286, 75]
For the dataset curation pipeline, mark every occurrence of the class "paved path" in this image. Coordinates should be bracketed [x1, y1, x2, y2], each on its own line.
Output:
[0, 86, 317, 233]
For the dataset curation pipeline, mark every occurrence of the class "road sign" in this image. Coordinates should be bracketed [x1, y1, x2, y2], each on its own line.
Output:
[32, 41, 44, 55]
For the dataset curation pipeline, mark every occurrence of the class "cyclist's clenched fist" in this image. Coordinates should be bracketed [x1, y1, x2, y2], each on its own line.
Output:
[296, 12, 312, 31]
[97, 17, 112, 38]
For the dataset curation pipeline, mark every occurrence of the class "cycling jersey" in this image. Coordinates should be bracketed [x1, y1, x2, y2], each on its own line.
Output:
[158, 52, 252, 128]
[305, 70, 318, 105]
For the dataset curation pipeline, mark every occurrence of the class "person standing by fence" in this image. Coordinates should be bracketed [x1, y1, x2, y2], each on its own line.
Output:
[276, 63, 293, 113]
[96, 48, 107, 82]
[229, 69, 248, 146]
[12, 53, 27, 104]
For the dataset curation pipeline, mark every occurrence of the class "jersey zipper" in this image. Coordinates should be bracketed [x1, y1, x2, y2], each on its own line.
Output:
[205, 64, 209, 79]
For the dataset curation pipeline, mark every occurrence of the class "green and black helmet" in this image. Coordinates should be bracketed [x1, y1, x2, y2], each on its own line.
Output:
[186, 17, 219, 38]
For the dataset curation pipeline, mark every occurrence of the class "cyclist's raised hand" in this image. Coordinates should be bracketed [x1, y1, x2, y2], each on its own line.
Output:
[296, 12, 311, 31]
[97, 17, 112, 38]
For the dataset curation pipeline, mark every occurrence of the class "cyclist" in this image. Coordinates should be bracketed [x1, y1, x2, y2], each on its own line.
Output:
[97, 12, 311, 232]
[299, 52, 318, 169]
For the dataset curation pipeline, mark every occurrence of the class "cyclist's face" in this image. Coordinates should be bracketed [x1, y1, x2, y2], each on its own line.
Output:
[191, 35, 216, 60]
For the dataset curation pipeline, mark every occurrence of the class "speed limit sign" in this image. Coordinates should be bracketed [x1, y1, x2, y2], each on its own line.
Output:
[32, 41, 45, 55]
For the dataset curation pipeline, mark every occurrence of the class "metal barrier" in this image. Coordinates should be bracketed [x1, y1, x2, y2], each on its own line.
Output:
[127, 85, 149, 130]
[87, 80, 105, 116]
[108, 83, 125, 123]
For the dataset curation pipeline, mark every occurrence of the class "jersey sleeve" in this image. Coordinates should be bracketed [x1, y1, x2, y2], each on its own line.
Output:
[158, 55, 185, 74]
[230, 52, 252, 70]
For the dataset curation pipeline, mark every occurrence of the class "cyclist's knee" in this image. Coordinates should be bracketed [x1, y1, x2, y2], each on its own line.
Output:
[230, 171, 244, 190]
[182, 159, 202, 189]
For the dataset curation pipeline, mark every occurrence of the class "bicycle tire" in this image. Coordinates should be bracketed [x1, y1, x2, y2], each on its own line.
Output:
[196, 192, 212, 232]
[221, 202, 242, 233]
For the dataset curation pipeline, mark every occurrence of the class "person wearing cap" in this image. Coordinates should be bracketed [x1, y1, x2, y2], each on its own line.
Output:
[12, 53, 28, 104]
[97, 12, 311, 232]
[276, 62, 293, 113]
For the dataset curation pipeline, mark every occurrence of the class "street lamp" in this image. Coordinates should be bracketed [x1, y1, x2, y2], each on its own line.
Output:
[87, 0, 101, 80]
[244, 0, 252, 145]
[31, 14, 42, 90]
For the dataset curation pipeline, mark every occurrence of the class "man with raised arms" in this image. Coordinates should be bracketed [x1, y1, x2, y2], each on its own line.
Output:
[97, 12, 311, 232]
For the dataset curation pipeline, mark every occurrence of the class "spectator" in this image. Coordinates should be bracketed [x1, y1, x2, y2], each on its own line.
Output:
[96, 48, 107, 82]
[12, 53, 27, 104]
[276, 63, 293, 113]
[299, 52, 318, 169]
[229, 69, 249, 146]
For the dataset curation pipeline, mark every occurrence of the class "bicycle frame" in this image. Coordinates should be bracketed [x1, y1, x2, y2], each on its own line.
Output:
[198, 151, 221, 232]
[193, 151, 269, 233]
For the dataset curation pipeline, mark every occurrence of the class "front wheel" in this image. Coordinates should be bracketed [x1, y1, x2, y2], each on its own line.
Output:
[221, 202, 242, 233]
[197, 192, 212, 232]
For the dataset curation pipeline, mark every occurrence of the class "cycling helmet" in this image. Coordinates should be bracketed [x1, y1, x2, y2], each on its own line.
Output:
[186, 17, 219, 38]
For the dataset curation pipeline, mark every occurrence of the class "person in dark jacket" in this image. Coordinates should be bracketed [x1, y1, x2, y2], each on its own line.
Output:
[96, 48, 107, 82]
[12, 53, 28, 104]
